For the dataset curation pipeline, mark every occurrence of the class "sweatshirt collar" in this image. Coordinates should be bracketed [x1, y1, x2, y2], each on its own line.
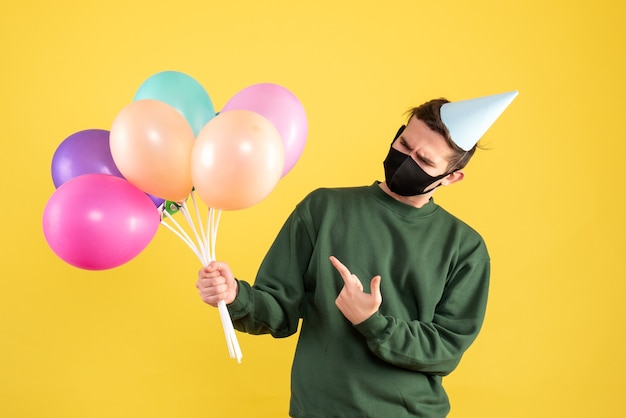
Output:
[370, 181, 439, 218]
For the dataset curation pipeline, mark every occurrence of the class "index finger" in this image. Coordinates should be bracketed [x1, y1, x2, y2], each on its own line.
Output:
[329, 256, 353, 283]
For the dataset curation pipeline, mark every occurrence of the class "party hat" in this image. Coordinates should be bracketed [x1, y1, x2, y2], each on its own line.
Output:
[440, 91, 518, 151]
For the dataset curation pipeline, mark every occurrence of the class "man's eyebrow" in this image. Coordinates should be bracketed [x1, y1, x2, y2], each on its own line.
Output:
[417, 153, 436, 166]
[400, 137, 437, 166]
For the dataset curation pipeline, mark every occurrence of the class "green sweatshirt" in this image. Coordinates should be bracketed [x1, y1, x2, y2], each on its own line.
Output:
[227, 182, 490, 417]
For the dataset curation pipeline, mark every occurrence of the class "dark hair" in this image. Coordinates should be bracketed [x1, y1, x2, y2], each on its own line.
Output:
[406, 98, 477, 172]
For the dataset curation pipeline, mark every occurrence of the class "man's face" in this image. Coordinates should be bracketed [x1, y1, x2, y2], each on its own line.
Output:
[392, 116, 454, 178]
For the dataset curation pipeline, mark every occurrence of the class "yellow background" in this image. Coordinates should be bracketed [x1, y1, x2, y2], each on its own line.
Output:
[1, 0, 624, 417]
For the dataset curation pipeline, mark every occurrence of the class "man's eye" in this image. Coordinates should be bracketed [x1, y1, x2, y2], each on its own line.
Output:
[417, 156, 433, 166]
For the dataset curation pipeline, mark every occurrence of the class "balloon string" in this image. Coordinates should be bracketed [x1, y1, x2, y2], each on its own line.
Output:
[161, 208, 202, 259]
[207, 208, 222, 261]
[190, 191, 209, 256]
[180, 201, 209, 264]
[159, 220, 204, 264]
[206, 208, 214, 260]
[218, 300, 235, 358]
[205, 207, 240, 362]
[160, 199, 241, 363]
[218, 300, 242, 361]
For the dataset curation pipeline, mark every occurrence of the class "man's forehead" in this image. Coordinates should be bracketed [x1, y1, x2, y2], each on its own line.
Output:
[404, 116, 455, 162]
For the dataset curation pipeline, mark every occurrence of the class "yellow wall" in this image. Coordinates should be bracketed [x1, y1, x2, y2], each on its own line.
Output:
[1, 1, 624, 417]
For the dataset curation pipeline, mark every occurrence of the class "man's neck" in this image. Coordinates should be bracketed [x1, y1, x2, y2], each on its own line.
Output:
[378, 182, 433, 208]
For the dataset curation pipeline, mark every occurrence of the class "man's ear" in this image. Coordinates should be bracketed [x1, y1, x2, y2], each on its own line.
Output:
[441, 170, 464, 186]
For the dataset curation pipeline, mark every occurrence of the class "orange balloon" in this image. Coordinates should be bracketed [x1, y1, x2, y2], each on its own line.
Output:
[110, 100, 195, 201]
[191, 110, 285, 210]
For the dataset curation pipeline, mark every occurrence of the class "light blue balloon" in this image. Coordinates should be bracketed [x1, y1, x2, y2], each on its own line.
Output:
[133, 71, 216, 136]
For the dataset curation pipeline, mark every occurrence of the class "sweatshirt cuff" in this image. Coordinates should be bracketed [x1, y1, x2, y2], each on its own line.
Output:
[353, 311, 390, 341]
[226, 280, 251, 319]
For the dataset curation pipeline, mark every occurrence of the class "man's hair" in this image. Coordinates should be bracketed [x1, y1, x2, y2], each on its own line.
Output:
[406, 98, 477, 172]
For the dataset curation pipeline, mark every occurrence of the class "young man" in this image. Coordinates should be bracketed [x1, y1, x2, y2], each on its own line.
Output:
[197, 91, 518, 417]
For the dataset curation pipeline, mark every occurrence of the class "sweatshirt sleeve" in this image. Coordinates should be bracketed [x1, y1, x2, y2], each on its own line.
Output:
[226, 205, 314, 338]
[353, 258, 490, 376]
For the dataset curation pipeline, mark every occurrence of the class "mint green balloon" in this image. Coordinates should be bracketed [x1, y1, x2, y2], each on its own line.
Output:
[134, 71, 216, 136]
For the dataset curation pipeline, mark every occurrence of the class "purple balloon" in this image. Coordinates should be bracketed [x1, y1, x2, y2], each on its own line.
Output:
[148, 194, 165, 207]
[51, 128, 165, 206]
[42, 174, 160, 270]
[222, 83, 308, 178]
[51, 129, 123, 188]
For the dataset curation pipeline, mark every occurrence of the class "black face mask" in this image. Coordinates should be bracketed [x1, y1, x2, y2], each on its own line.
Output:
[383, 125, 450, 196]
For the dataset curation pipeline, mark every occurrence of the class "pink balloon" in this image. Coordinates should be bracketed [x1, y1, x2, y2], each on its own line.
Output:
[222, 83, 307, 177]
[191, 110, 284, 211]
[42, 174, 160, 270]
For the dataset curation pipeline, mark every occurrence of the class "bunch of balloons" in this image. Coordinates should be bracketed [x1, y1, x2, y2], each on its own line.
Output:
[43, 71, 308, 271]
[43, 71, 308, 362]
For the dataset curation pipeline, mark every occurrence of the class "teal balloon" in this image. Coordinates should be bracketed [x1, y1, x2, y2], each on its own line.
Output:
[133, 71, 216, 136]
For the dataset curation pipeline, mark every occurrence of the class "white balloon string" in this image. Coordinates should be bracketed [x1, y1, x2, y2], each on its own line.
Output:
[190, 191, 209, 256]
[213, 210, 222, 261]
[161, 200, 241, 362]
[162, 207, 202, 259]
[220, 299, 243, 362]
[207, 208, 241, 362]
[205, 208, 214, 261]
[180, 201, 209, 264]
[218, 300, 236, 358]
[159, 220, 204, 264]
[208, 208, 222, 261]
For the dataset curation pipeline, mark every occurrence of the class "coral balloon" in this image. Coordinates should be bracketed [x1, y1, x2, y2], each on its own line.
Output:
[133, 71, 216, 136]
[110, 99, 195, 201]
[191, 110, 285, 210]
[42, 174, 160, 270]
[222, 83, 307, 178]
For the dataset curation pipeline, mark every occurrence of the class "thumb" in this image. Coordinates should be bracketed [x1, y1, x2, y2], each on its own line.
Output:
[370, 275, 382, 301]
[207, 260, 225, 272]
